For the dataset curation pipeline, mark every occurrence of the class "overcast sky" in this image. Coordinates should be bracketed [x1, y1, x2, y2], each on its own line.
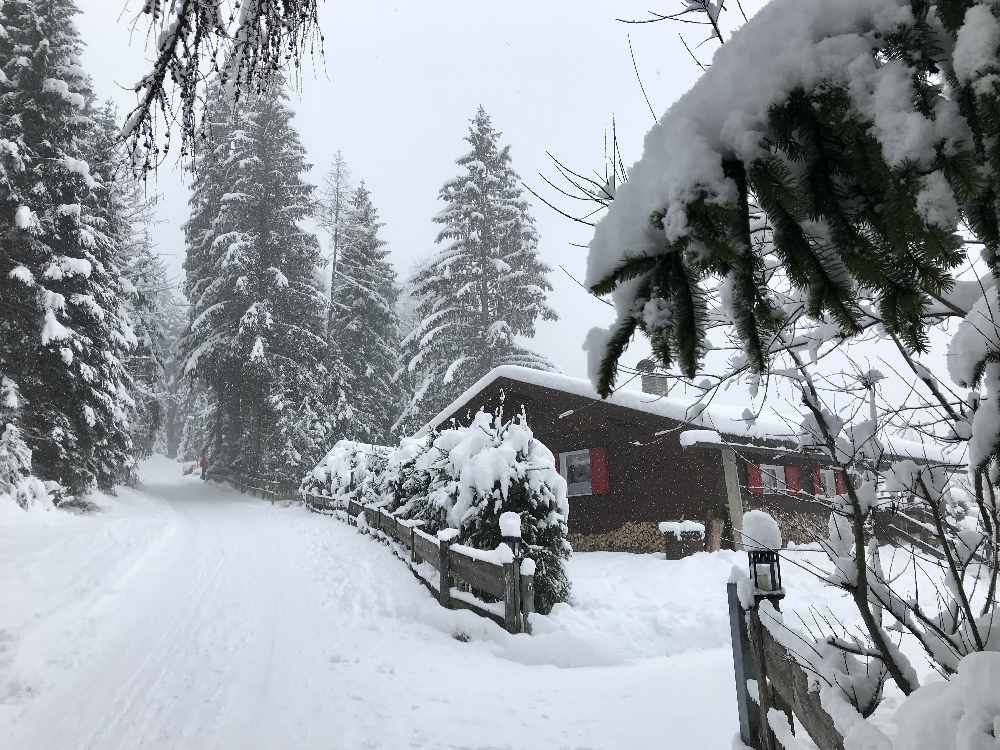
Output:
[75, 1, 768, 382]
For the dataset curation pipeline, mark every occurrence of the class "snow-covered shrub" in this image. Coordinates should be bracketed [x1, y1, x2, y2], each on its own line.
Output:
[304, 408, 573, 613]
[300, 440, 388, 507]
[437, 409, 571, 613]
[11, 477, 56, 512]
[0, 422, 57, 512]
[0, 422, 31, 494]
[386, 409, 571, 613]
[380, 434, 440, 520]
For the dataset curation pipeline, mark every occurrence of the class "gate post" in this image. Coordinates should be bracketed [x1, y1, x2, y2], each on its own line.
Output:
[728, 582, 761, 748]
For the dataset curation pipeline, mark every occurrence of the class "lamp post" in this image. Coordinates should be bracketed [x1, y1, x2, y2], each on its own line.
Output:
[499, 511, 522, 558]
[749, 548, 784, 608]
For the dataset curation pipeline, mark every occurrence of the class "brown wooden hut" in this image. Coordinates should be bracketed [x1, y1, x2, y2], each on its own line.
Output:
[427, 366, 850, 553]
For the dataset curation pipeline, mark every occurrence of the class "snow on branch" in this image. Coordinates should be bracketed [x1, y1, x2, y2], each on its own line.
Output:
[125, 0, 323, 169]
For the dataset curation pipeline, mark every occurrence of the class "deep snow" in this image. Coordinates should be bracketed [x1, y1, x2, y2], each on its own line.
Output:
[1, 456, 859, 749]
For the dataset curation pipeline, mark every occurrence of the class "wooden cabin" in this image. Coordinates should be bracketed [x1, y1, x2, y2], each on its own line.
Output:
[427, 366, 850, 553]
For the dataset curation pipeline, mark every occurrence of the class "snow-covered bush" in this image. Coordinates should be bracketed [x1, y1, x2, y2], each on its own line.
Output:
[0, 422, 31, 495]
[300, 440, 388, 507]
[304, 408, 572, 613]
[0, 421, 56, 511]
[428, 409, 571, 613]
[380, 434, 440, 520]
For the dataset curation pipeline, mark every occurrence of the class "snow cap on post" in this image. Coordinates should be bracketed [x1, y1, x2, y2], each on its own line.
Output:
[742, 509, 782, 551]
[499, 511, 522, 539]
[437, 527, 460, 543]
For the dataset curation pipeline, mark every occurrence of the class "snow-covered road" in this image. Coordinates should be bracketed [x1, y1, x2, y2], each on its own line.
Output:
[1, 456, 786, 749]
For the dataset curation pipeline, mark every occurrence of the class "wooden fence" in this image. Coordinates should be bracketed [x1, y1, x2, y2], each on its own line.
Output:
[302, 492, 534, 634]
[206, 467, 297, 504]
[728, 583, 846, 750]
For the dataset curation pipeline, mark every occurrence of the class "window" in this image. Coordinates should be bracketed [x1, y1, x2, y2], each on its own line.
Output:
[558, 448, 609, 497]
[819, 468, 838, 497]
[760, 464, 787, 495]
[560, 449, 592, 497]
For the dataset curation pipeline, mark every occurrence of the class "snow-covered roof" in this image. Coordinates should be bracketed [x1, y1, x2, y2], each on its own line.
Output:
[426, 365, 794, 440]
[426, 366, 966, 467]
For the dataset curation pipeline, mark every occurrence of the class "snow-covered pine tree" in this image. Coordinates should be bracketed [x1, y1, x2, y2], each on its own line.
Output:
[396, 107, 558, 434]
[330, 182, 401, 445]
[0, 0, 137, 494]
[177, 82, 234, 463]
[318, 150, 353, 338]
[161, 310, 191, 459]
[376, 404, 571, 613]
[179, 78, 332, 481]
[447, 407, 572, 614]
[177, 384, 218, 464]
[89, 101, 181, 463]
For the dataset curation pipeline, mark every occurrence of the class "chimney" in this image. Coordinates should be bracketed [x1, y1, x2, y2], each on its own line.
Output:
[641, 374, 669, 396]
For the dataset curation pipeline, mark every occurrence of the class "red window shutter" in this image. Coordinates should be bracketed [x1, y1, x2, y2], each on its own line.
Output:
[590, 448, 609, 495]
[746, 463, 763, 496]
[812, 465, 822, 495]
[785, 465, 800, 493]
[835, 470, 847, 495]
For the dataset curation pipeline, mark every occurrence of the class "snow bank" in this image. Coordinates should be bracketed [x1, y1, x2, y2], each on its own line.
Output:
[893, 652, 1000, 750]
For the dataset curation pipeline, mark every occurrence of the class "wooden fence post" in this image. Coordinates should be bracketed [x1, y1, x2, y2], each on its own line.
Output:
[503, 557, 523, 634]
[728, 582, 760, 748]
[438, 537, 451, 607]
[410, 526, 419, 563]
[519, 568, 535, 635]
[747, 605, 792, 750]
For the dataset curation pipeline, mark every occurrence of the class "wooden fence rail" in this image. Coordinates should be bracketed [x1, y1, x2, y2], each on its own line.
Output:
[729, 582, 846, 750]
[206, 468, 298, 504]
[302, 493, 534, 634]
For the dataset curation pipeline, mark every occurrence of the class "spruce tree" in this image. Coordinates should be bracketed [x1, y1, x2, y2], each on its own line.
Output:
[179, 79, 331, 480]
[397, 107, 558, 433]
[177, 83, 234, 462]
[318, 151, 353, 338]
[89, 101, 179, 463]
[330, 183, 401, 445]
[0, 0, 136, 493]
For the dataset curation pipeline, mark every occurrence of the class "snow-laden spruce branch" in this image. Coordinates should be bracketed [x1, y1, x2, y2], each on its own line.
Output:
[123, 0, 323, 169]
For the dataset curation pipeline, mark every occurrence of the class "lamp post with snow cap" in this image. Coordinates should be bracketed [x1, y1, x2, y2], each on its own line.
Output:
[743, 509, 785, 608]
[499, 511, 522, 558]
[749, 548, 784, 607]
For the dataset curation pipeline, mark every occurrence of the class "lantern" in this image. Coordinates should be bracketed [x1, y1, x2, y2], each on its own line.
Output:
[748, 548, 784, 605]
[499, 511, 522, 558]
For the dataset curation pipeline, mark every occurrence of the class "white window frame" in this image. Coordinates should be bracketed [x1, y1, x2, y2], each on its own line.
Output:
[760, 464, 787, 495]
[559, 449, 593, 497]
